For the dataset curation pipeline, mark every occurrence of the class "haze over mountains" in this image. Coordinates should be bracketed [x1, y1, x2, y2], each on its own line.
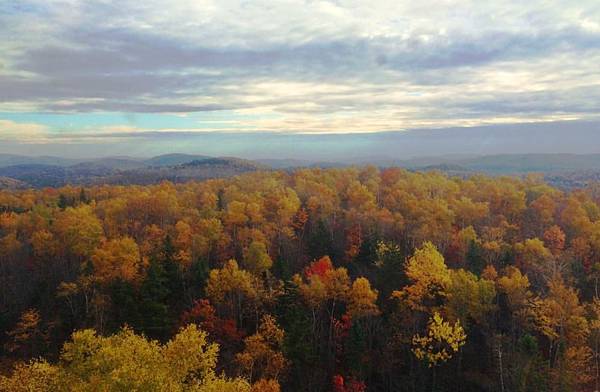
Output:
[0, 155, 264, 188]
[3, 150, 600, 189]
[2, 121, 600, 189]
[2, 121, 600, 161]
[0, 153, 212, 169]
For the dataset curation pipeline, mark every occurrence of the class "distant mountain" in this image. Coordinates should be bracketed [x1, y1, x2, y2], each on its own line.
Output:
[0, 153, 208, 170]
[309, 161, 349, 169]
[258, 158, 350, 169]
[5, 152, 600, 189]
[420, 163, 471, 172]
[103, 157, 266, 185]
[256, 158, 314, 169]
[163, 154, 559, 173]
[0, 176, 27, 190]
[182, 157, 266, 169]
[0, 164, 69, 187]
[456, 154, 600, 173]
[0, 154, 148, 169]
[0, 154, 80, 168]
[0, 157, 267, 188]
[364, 154, 479, 168]
[0, 163, 125, 188]
[390, 154, 600, 189]
[84, 157, 146, 170]
[144, 153, 211, 167]
[358, 153, 600, 174]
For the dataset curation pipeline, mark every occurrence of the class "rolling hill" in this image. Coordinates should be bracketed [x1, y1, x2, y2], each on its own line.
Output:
[0, 176, 27, 190]
[143, 153, 211, 167]
[0, 157, 267, 188]
[3, 152, 600, 189]
[102, 157, 267, 185]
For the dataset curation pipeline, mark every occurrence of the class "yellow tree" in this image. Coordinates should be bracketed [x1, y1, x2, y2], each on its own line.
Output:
[206, 259, 258, 327]
[409, 199, 455, 250]
[235, 314, 288, 383]
[244, 241, 273, 275]
[91, 236, 141, 284]
[54, 205, 104, 258]
[30, 230, 59, 260]
[497, 266, 532, 331]
[412, 312, 466, 367]
[346, 276, 380, 370]
[530, 193, 557, 229]
[530, 279, 588, 348]
[294, 256, 351, 327]
[452, 196, 489, 229]
[514, 238, 555, 283]
[224, 200, 248, 236]
[560, 196, 592, 238]
[174, 220, 194, 267]
[292, 256, 351, 358]
[445, 269, 496, 329]
[393, 242, 451, 312]
[5, 308, 45, 358]
[196, 218, 226, 263]
[294, 256, 351, 311]
[346, 277, 380, 319]
[530, 279, 591, 389]
[344, 180, 377, 225]
[0, 360, 58, 392]
[1, 324, 250, 392]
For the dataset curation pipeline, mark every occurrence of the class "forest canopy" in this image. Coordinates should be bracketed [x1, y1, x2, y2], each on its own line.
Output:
[1, 167, 600, 391]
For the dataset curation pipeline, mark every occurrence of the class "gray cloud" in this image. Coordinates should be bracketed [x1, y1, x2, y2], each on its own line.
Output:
[1, 0, 600, 132]
[15, 24, 600, 74]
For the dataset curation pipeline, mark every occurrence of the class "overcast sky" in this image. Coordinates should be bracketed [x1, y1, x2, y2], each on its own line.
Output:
[1, 0, 600, 156]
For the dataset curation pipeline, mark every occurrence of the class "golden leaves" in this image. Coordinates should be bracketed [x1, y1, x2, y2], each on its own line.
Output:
[206, 259, 257, 305]
[347, 278, 380, 319]
[394, 242, 450, 312]
[1, 324, 249, 391]
[235, 315, 288, 382]
[91, 237, 141, 284]
[412, 312, 466, 367]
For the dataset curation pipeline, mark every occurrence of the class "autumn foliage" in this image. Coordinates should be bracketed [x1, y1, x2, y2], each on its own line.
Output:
[1, 167, 600, 391]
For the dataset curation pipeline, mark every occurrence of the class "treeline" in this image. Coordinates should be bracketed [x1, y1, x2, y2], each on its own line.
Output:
[1, 167, 600, 391]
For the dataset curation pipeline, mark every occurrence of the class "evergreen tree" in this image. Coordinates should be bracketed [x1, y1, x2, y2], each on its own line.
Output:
[272, 255, 292, 281]
[376, 241, 406, 299]
[138, 256, 170, 340]
[58, 194, 69, 210]
[189, 258, 210, 299]
[344, 322, 368, 378]
[162, 235, 184, 311]
[466, 240, 485, 276]
[351, 233, 379, 276]
[109, 279, 139, 331]
[511, 335, 549, 392]
[308, 219, 335, 260]
[278, 282, 321, 390]
[79, 188, 88, 204]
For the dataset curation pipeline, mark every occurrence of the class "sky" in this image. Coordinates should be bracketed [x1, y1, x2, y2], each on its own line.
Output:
[1, 0, 600, 158]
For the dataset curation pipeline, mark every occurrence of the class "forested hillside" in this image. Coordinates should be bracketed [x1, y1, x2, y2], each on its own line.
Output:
[0, 156, 264, 188]
[1, 167, 600, 391]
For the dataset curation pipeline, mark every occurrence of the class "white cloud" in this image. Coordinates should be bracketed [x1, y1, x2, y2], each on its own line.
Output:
[1, 0, 600, 136]
[0, 120, 50, 142]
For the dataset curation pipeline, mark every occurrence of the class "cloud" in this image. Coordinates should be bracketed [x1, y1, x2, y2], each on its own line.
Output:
[1, 0, 600, 136]
[0, 119, 50, 142]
